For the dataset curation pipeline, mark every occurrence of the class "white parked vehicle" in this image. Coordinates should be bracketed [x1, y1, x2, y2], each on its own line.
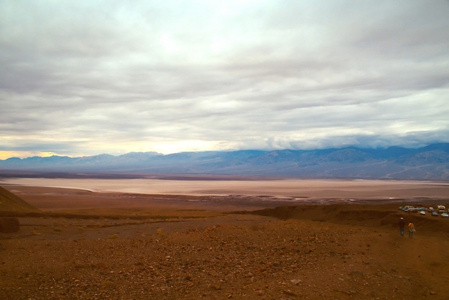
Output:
[419, 211, 426, 215]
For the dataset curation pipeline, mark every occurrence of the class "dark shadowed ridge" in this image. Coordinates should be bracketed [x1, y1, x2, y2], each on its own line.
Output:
[0, 144, 448, 180]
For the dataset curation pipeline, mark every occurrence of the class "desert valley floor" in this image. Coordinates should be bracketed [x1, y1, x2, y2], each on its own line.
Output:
[1, 178, 449, 299]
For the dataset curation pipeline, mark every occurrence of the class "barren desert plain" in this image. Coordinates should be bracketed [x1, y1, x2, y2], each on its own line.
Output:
[1, 177, 449, 299]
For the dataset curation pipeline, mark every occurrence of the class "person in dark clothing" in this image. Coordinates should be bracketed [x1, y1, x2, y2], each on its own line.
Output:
[398, 217, 405, 236]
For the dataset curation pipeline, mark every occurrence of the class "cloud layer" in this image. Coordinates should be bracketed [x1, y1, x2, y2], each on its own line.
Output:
[1, 1, 449, 157]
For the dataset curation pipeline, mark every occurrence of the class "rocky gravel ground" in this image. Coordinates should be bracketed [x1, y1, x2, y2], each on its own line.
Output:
[2, 212, 449, 300]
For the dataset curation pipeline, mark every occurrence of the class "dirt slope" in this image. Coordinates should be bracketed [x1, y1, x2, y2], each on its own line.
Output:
[0, 186, 38, 213]
[1, 185, 449, 299]
[2, 213, 449, 299]
[253, 203, 449, 234]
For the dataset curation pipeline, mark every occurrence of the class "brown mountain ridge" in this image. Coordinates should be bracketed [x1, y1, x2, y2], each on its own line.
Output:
[0, 186, 38, 213]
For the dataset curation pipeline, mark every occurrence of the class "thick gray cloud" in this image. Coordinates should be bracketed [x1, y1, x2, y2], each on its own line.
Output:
[1, 0, 449, 158]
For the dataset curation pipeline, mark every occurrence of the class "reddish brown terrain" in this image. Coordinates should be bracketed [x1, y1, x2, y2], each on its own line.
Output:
[1, 179, 449, 299]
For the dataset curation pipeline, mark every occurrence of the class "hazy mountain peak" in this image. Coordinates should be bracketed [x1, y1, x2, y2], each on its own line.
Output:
[0, 144, 448, 180]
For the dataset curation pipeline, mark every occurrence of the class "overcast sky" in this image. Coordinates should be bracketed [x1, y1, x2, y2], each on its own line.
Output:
[1, 1, 449, 158]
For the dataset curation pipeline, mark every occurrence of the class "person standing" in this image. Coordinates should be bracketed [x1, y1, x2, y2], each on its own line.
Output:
[408, 222, 415, 238]
[398, 217, 405, 236]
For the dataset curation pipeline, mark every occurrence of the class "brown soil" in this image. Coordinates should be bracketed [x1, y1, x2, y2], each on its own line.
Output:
[0, 186, 38, 213]
[1, 184, 449, 299]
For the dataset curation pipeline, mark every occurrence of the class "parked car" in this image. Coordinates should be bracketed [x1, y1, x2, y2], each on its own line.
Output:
[401, 207, 411, 212]
[432, 212, 439, 217]
[441, 213, 449, 218]
[429, 207, 434, 211]
[419, 211, 426, 215]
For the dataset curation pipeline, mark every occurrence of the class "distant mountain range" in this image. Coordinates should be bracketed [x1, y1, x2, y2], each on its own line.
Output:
[1, 143, 449, 180]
